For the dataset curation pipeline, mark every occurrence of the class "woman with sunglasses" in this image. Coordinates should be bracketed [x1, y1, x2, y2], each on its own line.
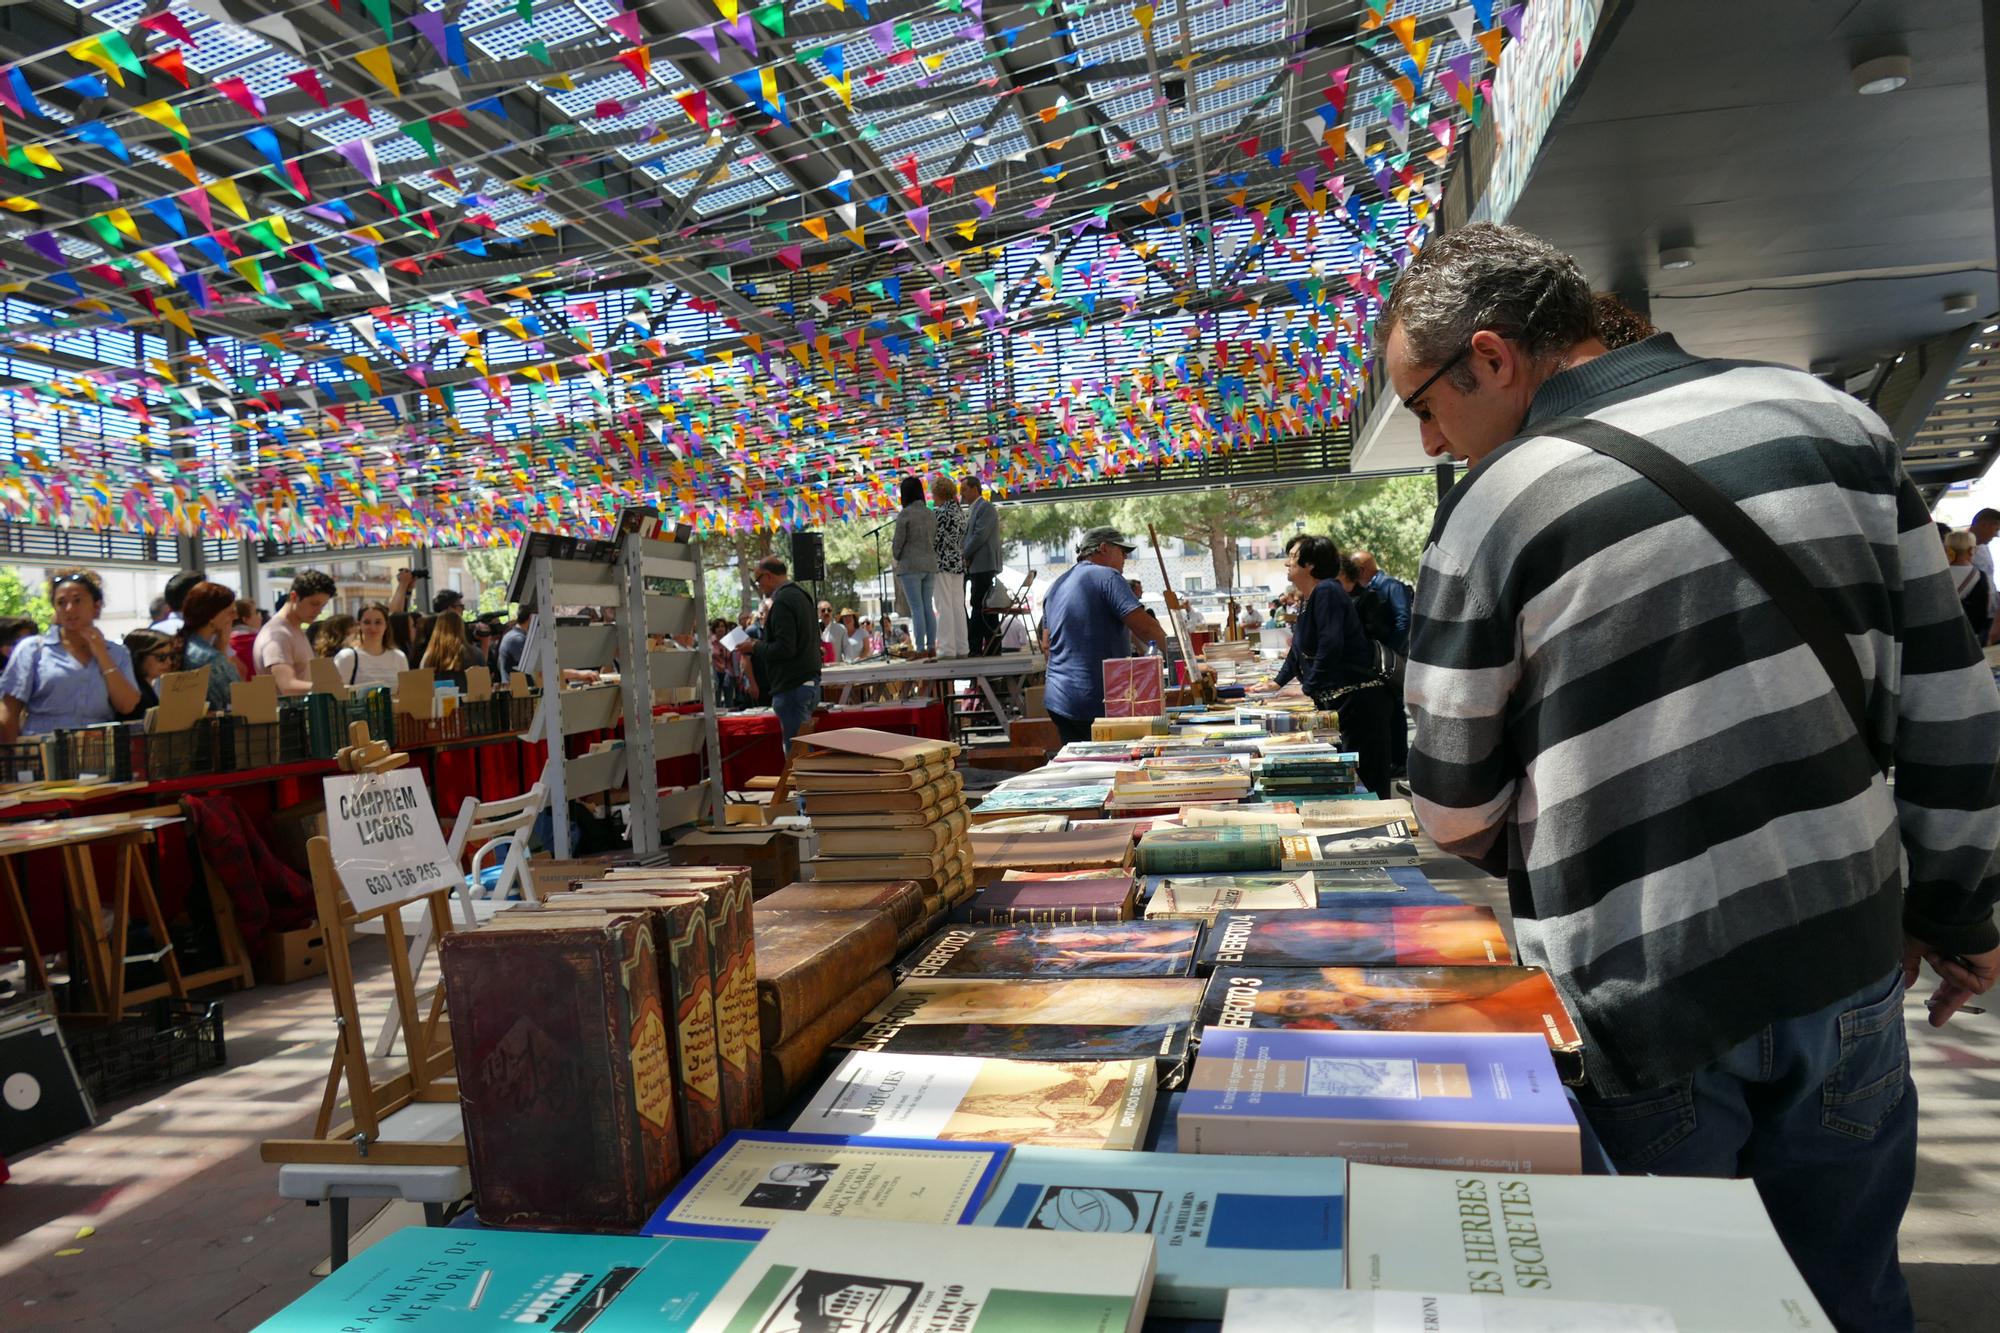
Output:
[0, 569, 140, 741]
[121, 628, 181, 718]
[178, 581, 243, 713]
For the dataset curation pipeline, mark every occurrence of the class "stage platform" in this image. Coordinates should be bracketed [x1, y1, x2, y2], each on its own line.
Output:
[821, 652, 1046, 719]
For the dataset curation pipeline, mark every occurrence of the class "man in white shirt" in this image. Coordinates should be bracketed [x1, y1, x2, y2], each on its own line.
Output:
[1974, 508, 2000, 644]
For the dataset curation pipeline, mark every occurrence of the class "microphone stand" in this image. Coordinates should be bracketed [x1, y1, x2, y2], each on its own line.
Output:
[865, 519, 894, 660]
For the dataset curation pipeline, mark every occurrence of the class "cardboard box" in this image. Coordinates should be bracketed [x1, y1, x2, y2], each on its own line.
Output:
[670, 827, 809, 897]
[256, 925, 329, 985]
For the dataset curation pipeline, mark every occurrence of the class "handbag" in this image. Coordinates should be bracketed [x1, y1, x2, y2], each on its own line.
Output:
[1534, 415, 1884, 773]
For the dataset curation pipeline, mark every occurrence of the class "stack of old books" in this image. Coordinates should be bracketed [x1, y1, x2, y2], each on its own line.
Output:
[437, 863, 760, 1230]
[792, 728, 974, 929]
[1104, 755, 1252, 814]
[1256, 747, 1363, 799]
[750, 902, 901, 1113]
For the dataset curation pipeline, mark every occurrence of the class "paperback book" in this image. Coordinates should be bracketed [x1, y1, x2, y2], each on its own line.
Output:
[254, 1225, 749, 1331]
[1195, 965, 1584, 1080]
[834, 977, 1205, 1065]
[898, 922, 1202, 980]
[975, 1147, 1344, 1319]
[1195, 907, 1513, 972]
[793, 1051, 1157, 1150]
[1180, 1029, 1579, 1174]
[1145, 871, 1317, 920]
[1348, 1163, 1833, 1329]
[689, 1215, 1154, 1333]
[1280, 822, 1421, 868]
[1222, 1289, 1677, 1332]
[972, 783, 1115, 818]
[643, 1130, 1009, 1242]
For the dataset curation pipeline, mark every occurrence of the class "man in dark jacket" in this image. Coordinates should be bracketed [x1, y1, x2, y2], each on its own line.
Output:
[743, 555, 821, 748]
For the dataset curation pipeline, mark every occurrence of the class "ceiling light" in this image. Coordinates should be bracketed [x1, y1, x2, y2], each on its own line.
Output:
[1851, 54, 1911, 96]
[1944, 293, 1978, 315]
[1658, 245, 1696, 271]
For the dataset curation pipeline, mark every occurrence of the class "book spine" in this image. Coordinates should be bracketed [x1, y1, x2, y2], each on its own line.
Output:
[761, 971, 895, 1115]
[661, 899, 725, 1164]
[1136, 842, 1281, 875]
[704, 879, 763, 1131]
[757, 912, 898, 1046]
[621, 924, 681, 1206]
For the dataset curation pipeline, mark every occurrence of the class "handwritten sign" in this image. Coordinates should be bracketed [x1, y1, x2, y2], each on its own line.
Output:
[149, 666, 210, 733]
[323, 769, 458, 913]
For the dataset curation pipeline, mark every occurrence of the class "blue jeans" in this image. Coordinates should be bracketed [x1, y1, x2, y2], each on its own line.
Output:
[898, 572, 936, 652]
[770, 681, 818, 750]
[1577, 968, 1916, 1333]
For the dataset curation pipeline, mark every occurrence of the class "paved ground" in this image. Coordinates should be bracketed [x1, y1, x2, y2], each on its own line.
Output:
[3, 873, 1996, 1330]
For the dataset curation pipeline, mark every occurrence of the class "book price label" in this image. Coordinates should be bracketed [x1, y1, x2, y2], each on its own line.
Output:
[324, 769, 459, 913]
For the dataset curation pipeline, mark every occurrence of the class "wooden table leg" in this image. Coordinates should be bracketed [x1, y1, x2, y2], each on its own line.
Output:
[60, 843, 113, 1020]
[0, 854, 47, 992]
[122, 837, 186, 1007]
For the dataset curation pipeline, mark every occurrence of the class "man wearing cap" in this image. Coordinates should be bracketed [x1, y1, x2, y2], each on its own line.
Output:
[1041, 527, 1170, 744]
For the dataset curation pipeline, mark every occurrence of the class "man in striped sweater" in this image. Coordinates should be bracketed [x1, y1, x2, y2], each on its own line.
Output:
[1381, 223, 2000, 1333]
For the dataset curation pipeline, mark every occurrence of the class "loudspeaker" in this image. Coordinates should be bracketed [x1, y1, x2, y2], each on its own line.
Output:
[792, 530, 825, 582]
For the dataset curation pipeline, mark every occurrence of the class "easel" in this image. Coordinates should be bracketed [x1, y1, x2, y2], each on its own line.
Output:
[261, 724, 465, 1167]
[1145, 522, 1217, 705]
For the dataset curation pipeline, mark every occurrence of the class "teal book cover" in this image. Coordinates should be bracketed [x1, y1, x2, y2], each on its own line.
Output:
[1134, 826, 1284, 875]
[254, 1226, 750, 1331]
[972, 1146, 1344, 1319]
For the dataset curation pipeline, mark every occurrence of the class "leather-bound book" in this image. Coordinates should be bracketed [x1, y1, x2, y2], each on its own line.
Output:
[761, 971, 895, 1115]
[752, 908, 899, 1047]
[538, 893, 727, 1164]
[440, 911, 679, 1231]
[758, 880, 925, 933]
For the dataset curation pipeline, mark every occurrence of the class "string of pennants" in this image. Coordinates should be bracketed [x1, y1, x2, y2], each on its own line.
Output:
[0, 0, 1527, 544]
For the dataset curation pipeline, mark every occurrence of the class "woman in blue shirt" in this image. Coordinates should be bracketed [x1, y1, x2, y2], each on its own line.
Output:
[178, 579, 245, 714]
[1268, 534, 1394, 799]
[0, 569, 140, 740]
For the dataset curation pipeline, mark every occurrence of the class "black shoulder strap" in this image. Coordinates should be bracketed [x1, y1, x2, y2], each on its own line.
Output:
[1535, 415, 1882, 772]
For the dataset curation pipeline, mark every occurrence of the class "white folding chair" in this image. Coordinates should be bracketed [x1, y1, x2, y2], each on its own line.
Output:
[358, 783, 547, 1057]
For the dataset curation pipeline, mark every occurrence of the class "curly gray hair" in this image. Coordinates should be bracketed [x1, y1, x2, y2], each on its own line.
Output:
[1379, 223, 1597, 391]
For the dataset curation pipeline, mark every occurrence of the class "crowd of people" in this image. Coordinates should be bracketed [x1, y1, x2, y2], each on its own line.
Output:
[0, 565, 538, 743]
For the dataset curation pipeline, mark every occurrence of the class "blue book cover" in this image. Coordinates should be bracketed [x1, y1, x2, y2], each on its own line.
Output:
[642, 1130, 1010, 1242]
[253, 1226, 749, 1331]
[972, 1146, 1344, 1318]
[1180, 1028, 1579, 1174]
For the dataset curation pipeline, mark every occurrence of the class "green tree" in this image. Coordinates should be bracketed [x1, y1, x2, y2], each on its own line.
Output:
[0, 566, 54, 629]
[464, 545, 517, 613]
[1296, 474, 1435, 584]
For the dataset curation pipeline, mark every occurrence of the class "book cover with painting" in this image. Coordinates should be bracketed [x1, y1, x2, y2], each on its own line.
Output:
[1194, 907, 1512, 973]
[899, 922, 1202, 981]
[643, 1131, 1009, 1242]
[834, 977, 1204, 1066]
[1348, 1164, 1831, 1330]
[255, 1226, 749, 1331]
[1180, 1029, 1578, 1174]
[1195, 965, 1583, 1080]
[975, 1147, 1344, 1319]
[793, 1051, 1156, 1151]
[689, 1215, 1153, 1333]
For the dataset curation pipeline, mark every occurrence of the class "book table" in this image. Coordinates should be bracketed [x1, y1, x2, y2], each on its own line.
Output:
[0, 809, 214, 1021]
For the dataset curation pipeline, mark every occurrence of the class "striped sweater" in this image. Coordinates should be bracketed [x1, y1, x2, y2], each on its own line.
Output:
[1408, 335, 2000, 1095]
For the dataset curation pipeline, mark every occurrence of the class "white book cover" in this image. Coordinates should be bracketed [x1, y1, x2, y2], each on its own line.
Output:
[793, 1051, 1156, 1151]
[690, 1215, 1153, 1333]
[1224, 1288, 1679, 1332]
[1347, 1164, 1830, 1331]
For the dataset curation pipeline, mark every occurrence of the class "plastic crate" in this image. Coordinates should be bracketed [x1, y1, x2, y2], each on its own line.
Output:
[224, 717, 282, 770]
[277, 692, 348, 761]
[396, 710, 467, 748]
[344, 687, 396, 744]
[0, 738, 49, 784]
[49, 722, 144, 782]
[65, 998, 226, 1103]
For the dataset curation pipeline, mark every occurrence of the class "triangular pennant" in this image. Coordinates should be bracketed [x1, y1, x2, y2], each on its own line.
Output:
[355, 46, 400, 97]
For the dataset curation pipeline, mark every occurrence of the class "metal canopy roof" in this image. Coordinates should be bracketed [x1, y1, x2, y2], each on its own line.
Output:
[0, 0, 1511, 543]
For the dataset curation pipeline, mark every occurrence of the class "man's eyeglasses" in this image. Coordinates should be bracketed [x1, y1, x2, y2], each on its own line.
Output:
[1402, 343, 1474, 420]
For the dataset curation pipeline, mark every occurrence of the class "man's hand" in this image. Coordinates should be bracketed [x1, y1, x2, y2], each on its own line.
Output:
[396, 568, 416, 589]
[1904, 937, 2000, 1026]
